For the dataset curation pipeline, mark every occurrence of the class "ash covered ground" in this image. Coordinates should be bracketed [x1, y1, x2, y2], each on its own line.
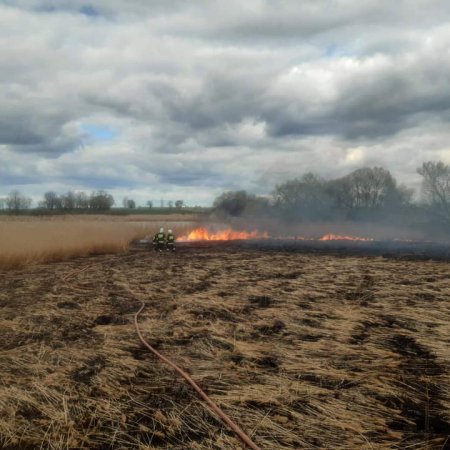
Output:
[1, 243, 449, 449]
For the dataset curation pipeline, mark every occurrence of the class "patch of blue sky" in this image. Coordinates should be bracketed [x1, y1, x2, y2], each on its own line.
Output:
[81, 124, 119, 142]
[324, 44, 356, 58]
[79, 5, 101, 17]
[21, 3, 101, 17]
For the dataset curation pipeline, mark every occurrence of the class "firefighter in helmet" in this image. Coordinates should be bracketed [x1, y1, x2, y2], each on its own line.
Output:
[153, 227, 166, 252]
[166, 229, 176, 251]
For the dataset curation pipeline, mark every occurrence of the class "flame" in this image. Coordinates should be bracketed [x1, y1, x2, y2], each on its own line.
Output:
[180, 227, 269, 241]
[180, 227, 373, 242]
[319, 234, 373, 241]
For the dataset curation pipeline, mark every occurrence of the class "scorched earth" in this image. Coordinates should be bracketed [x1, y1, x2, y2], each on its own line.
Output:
[0, 243, 449, 449]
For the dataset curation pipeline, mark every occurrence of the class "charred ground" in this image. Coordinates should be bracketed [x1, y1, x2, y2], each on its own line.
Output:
[0, 243, 449, 449]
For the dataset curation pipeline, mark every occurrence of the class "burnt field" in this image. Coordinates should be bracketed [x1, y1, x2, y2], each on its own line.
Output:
[1, 242, 449, 449]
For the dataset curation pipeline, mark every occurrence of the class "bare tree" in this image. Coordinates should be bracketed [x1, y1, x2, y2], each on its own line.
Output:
[75, 192, 89, 209]
[175, 200, 184, 209]
[271, 167, 412, 222]
[122, 197, 136, 209]
[344, 168, 396, 208]
[330, 167, 411, 217]
[417, 161, 450, 222]
[129, 199, 136, 209]
[40, 191, 63, 210]
[273, 173, 333, 220]
[43, 191, 60, 210]
[61, 191, 76, 210]
[89, 191, 114, 210]
[214, 190, 269, 218]
[6, 190, 32, 213]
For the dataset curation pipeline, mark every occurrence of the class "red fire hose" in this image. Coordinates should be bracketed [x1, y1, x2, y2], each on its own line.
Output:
[134, 300, 262, 450]
[63, 265, 261, 449]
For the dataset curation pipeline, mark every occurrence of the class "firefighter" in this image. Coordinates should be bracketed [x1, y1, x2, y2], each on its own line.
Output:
[166, 229, 176, 251]
[153, 227, 166, 252]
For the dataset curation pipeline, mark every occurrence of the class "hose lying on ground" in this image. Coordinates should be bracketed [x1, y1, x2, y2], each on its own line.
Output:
[63, 265, 261, 449]
[134, 300, 262, 450]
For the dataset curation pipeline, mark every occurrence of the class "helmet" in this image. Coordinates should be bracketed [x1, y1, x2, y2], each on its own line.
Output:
[168, 229, 172, 234]
[160, 227, 164, 233]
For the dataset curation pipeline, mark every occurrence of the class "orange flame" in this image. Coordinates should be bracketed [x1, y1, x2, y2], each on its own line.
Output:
[180, 227, 373, 242]
[180, 227, 269, 241]
[319, 234, 373, 241]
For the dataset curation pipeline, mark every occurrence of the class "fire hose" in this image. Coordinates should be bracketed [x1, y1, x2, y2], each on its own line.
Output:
[63, 265, 261, 449]
[134, 300, 262, 450]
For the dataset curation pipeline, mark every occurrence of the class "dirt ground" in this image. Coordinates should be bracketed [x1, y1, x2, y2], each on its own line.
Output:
[1, 244, 449, 449]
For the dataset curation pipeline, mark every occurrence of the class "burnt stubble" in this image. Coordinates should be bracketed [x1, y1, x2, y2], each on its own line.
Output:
[0, 243, 449, 449]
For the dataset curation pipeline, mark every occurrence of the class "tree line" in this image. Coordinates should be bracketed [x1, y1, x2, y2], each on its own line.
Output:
[40, 190, 115, 211]
[0, 189, 188, 213]
[213, 161, 450, 229]
[0, 190, 115, 213]
[2, 161, 449, 227]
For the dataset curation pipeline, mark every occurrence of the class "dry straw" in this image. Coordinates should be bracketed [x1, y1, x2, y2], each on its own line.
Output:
[0, 218, 193, 269]
[1, 246, 449, 449]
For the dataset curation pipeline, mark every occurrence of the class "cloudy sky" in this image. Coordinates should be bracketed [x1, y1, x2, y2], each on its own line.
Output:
[1, 0, 450, 206]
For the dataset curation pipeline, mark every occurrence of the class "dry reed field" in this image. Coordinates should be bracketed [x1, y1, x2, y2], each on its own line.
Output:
[0, 243, 449, 449]
[0, 217, 195, 270]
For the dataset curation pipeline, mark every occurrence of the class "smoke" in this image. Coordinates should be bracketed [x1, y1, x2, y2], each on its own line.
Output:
[209, 217, 431, 241]
[209, 165, 450, 242]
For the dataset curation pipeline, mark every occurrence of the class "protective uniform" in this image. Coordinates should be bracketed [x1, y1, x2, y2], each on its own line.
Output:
[153, 227, 166, 252]
[166, 229, 176, 251]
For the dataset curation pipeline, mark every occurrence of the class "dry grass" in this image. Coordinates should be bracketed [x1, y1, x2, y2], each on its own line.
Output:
[0, 218, 195, 270]
[0, 214, 200, 223]
[0, 245, 449, 449]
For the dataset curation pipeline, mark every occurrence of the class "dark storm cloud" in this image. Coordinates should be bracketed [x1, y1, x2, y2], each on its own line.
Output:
[1, 0, 450, 204]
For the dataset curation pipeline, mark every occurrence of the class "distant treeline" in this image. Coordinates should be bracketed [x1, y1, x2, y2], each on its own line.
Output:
[212, 161, 450, 232]
[2, 161, 450, 230]
[0, 190, 207, 215]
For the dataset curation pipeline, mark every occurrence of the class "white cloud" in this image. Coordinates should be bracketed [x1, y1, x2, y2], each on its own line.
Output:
[1, 1, 450, 204]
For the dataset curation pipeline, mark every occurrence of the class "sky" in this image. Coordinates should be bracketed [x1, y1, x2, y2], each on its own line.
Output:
[1, 0, 450, 206]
